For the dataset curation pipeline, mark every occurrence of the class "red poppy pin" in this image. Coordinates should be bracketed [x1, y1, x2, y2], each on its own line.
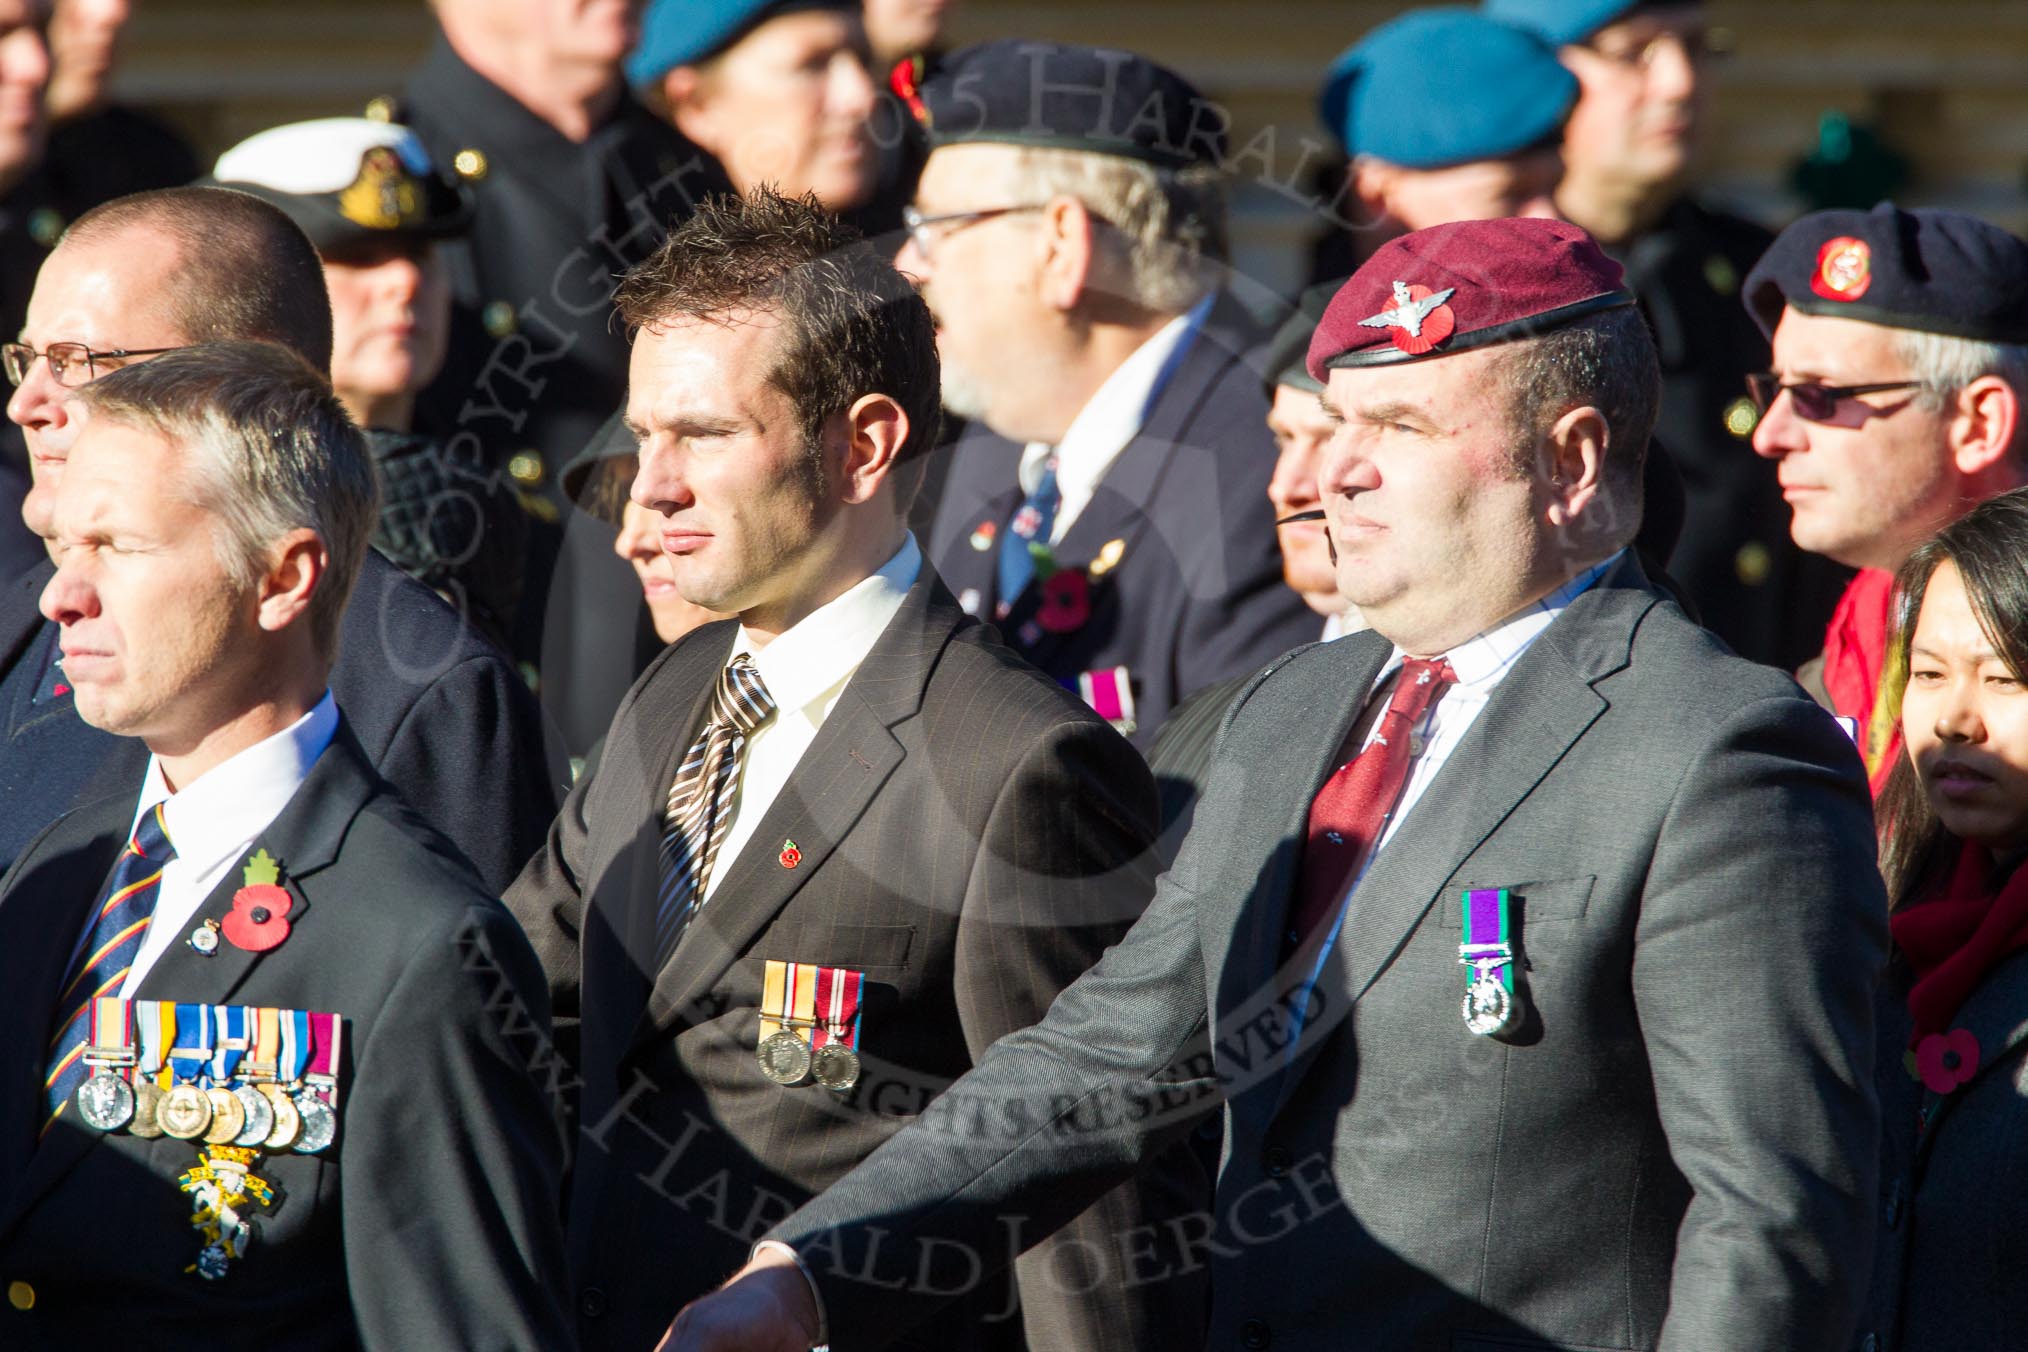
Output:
[1358, 280, 1457, 356]
[890, 56, 931, 128]
[223, 848, 293, 952]
[1912, 1028, 1979, 1094]
[779, 838, 802, 870]
[1035, 569, 1092, 634]
[1810, 236, 1872, 302]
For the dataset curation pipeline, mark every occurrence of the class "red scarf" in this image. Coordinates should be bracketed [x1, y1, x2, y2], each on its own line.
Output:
[1819, 567, 1900, 794]
[1890, 840, 2028, 1044]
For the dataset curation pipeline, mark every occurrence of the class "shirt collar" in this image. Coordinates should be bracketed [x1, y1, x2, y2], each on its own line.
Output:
[135, 691, 340, 866]
[1385, 552, 1622, 691]
[1021, 294, 1213, 496]
[733, 534, 921, 718]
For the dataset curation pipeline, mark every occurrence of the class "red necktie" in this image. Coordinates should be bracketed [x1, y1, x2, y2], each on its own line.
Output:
[1290, 658, 1456, 944]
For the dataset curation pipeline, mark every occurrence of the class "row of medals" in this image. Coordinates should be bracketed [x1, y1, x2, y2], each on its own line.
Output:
[758, 1022, 861, 1091]
[77, 1063, 335, 1154]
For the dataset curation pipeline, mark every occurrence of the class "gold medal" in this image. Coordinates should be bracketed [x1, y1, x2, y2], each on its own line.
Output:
[202, 1087, 247, 1144]
[258, 1083, 301, 1151]
[129, 1078, 165, 1138]
[810, 1043, 861, 1091]
[757, 1030, 812, 1086]
[158, 1084, 213, 1140]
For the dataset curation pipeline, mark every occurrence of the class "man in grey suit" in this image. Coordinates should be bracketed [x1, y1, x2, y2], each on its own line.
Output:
[667, 216, 1889, 1352]
[506, 187, 1203, 1352]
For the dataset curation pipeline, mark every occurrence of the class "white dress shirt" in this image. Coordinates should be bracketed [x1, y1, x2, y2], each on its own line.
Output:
[115, 691, 339, 995]
[707, 535, 921, 898]
[1017, 294, 1214, 543]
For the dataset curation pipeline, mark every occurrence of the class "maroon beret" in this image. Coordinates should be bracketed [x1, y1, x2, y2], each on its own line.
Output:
[1306, 217, 1635, 381]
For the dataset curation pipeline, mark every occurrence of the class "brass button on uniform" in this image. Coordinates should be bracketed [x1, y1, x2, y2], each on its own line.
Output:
[1722, 395, 1759, 439]
[1735, 541, 1772, 587]
[6, 1280, 33, 1311]
[508, 450, 545, 487]
[26, 208, 63, 248]
[363, 95, 397, 122]
[1703, 253, 1740, 296]
[482, 300, 517, 338]
[453, 148, 489, 181]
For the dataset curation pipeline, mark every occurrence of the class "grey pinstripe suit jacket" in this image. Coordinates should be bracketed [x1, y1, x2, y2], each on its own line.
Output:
[506, 566, 1208, 1352]
[772, 554, 1890, 1352]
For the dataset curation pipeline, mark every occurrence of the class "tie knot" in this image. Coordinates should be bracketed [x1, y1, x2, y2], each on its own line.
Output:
[1387, 657, 1457, 720]
[713, 655, 776, 734]
[130, 803, 175, 864]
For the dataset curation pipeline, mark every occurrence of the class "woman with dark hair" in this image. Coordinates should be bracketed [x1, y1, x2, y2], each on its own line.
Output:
[1868, 485, 2028, 1350]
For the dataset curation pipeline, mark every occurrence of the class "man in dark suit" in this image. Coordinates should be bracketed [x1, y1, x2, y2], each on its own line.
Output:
[668, 217, 1889, 1352]
[506, 187, 1203, 1352]
[906, 41, 1316, 748]
[0, 185, 561, 890]
[0, 343, 569, 1349]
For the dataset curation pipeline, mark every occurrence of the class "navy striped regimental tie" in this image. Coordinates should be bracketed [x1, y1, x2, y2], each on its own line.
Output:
[44, 803, 176, 1133]
[653, 655, 776, 968]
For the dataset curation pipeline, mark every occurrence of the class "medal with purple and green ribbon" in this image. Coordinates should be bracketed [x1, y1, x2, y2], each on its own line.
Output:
[1459, 888, 1518, 1037]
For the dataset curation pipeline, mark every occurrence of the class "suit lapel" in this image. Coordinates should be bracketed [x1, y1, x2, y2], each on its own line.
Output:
[0, 727, 378, 1233]
[1273, 563, 1658, 1111]
[0, 561, 52, 677]
[1912, 947, 2028, 1162]
[628, 576, 953, 1055]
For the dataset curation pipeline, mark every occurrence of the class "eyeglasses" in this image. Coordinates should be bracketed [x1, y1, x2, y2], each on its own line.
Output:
[1745, 373, 1926, 423]
[900, 204, 1048, 261]
[1, 341, 185, 388]
[1584, 24, 1732, 69]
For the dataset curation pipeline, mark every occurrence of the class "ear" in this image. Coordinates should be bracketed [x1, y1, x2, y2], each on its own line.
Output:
[255, 527, 328, 636]
[1541, 404, 1609, 531]
[833, 392, 911, 505]
[1948, 375, 2020, 479]
[662, 65, 719, 150]
[1034, 195, 1096, 312]
[1350, 156, 1394, 229]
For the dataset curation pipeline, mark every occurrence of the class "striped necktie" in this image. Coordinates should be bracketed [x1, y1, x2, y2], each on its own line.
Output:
[653, 655, 776, 968]
[45, 803, 176, 1132]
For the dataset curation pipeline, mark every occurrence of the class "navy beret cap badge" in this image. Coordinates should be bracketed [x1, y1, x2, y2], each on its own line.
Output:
[1811, 236, 1872, 302]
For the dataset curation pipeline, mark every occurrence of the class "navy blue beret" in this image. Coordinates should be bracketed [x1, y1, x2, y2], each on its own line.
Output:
[1482, 0, 1695, 46]
[1743, 201, 2028, 344]
[909, 40, 1225, 169]
[1319, 8, 1576, 167]
[628, 0, 854, 86]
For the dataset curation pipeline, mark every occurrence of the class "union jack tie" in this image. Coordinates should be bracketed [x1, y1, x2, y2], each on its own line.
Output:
[44, 803, 175, 1132]
[653, 655, 775, 968]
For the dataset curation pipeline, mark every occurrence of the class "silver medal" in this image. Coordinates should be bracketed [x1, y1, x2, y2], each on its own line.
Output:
[1462, 975, 1517, 1037]
[76, 1069, 135, 1131]
[293, 1092, 337, 1154]
[810, 1043, 862, 1092]
[232, 1082, 276, 1146]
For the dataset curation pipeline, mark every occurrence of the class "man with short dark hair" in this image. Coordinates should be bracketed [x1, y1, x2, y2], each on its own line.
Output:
[0, 342, 570, 1350]
[0, 185, 561, 891]
[666, 216, 1886, 1352]
[507, 186, 1202, 1352]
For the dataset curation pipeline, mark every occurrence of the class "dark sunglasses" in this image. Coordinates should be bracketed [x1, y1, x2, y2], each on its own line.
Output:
[1745, 373, 1924, 423]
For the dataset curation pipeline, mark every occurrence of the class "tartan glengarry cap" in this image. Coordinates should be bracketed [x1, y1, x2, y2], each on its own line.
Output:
[1742, 201, 2028, 344]
[1319, 8, 1576, 167]
[911, 39, 1227, 169]
[1307, 217, 1635, 379]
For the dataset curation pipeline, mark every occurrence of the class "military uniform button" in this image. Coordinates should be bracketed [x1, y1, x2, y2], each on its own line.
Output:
[508, 451, 545, 487]
[482, 300, 517, 338]
[1703, 253, 1740, 296]
[579, 1286, 609, 1318]
[1264, 1145, 1292, 1178]
[363, 95, 397, 122]
[1240, 1317, 1270, 1349]
[26, 208, 62, 249]
[1722, 395, 1759, 439]
[1734, 541, 1772, 587]
[6, 1280, 32, 1310]
[453, 148, 489, 181]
